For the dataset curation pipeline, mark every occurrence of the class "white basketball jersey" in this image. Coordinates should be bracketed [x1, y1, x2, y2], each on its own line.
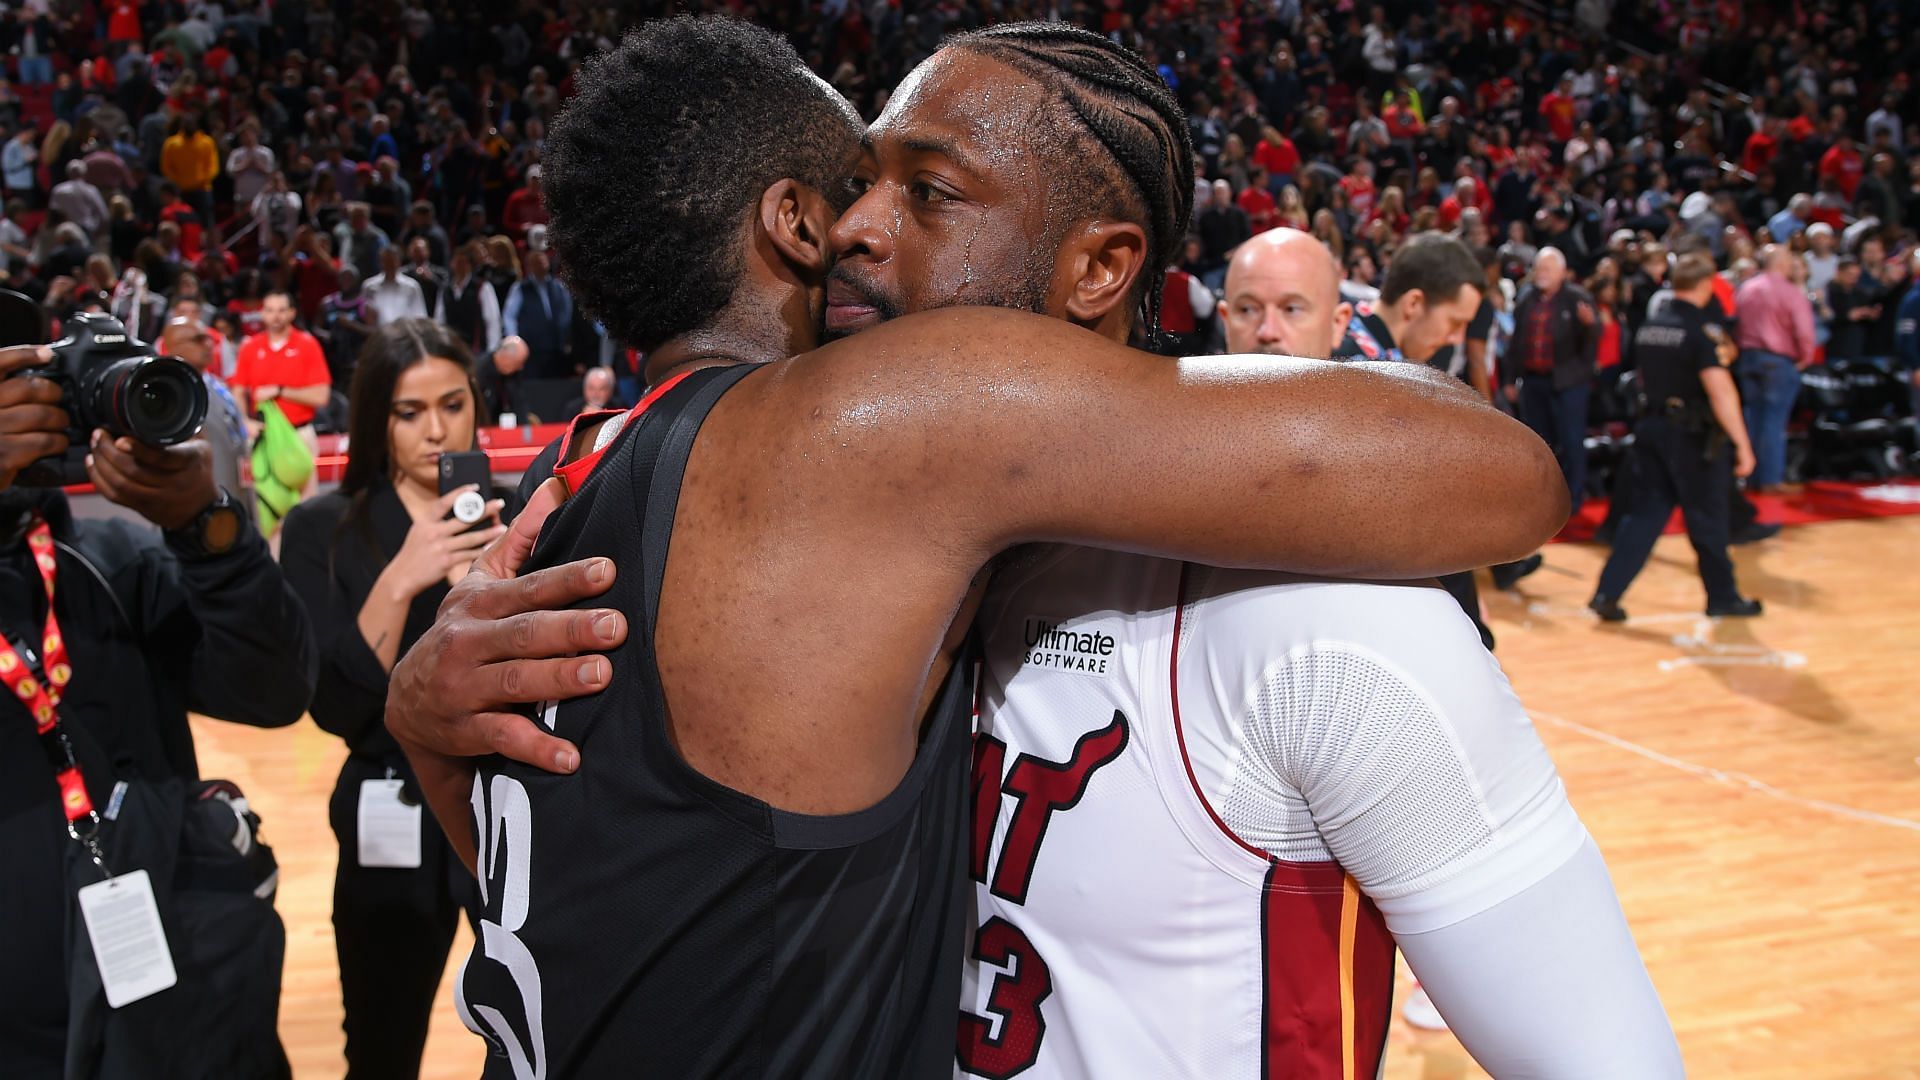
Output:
[958, 547, 1395, 1080]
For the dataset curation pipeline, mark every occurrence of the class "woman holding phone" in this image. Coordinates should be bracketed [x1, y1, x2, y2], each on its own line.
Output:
[280, 318, 516, 1078]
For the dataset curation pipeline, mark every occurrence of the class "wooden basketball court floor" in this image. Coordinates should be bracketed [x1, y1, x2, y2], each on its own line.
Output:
[188, 514, 1920, 1079]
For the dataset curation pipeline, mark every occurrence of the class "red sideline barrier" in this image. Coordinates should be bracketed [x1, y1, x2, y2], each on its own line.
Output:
[61, 422, 572, 497]
[1553, 479, 1920, 543]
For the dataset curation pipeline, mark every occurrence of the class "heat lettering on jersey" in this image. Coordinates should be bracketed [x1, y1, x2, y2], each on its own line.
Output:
[961, 713, 1130, 1076]
[987, 714, 1129, 905]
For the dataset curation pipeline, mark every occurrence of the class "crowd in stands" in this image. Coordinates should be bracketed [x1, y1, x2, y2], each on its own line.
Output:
[2, 0, 1917, 482]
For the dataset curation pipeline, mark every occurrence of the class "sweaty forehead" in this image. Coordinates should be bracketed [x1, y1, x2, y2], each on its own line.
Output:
[868, 50, 1055, 170]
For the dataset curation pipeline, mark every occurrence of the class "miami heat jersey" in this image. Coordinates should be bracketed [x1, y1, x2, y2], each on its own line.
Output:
[960, 547, 1582, 1079]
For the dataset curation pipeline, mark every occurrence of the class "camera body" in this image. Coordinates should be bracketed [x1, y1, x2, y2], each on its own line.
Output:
[14, 313, 209, 487]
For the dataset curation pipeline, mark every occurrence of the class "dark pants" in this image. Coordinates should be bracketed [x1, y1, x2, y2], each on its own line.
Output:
[1595, 416, 1741, 607]
[1438, 570, 1494, 651]
[1735, 349, 1800, 488]
[1520, 376, 1592, 509]
[328, 756, 478, 1080]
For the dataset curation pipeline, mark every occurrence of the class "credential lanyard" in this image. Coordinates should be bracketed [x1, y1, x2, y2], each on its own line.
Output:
[3, 517, 105, 874]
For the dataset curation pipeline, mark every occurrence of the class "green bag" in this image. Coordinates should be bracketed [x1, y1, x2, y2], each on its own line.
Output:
[250, 400, 314, 536]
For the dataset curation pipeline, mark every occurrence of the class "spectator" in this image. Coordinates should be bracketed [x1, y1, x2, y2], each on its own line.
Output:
[316, 268, 376, 387]
[502, 247, 574, 378]
[333, 202, 390, 284]
[48, 162, 109, 240]
[1855, 154, 1902, 231]
[162, 314, 252, 506]
[1500, 248, 1598, 509]
[1804, 224, 1840, 294]
[401, 201, 451, 267]
[1238, 167, 1278, 233]
[253, 170, 304, 238]
[563, 366, 627, 418]
[481, 235, 521, 308]
[1818, 132, 1863, 201]
[3, 127, 40, 205]
[404, 238, 447, 313]
[367, 245, 430, 326]
[1195, 179, 1251, 284]
[364, 157, 413, 239]
[39, 223, 88, 283]
[0, 335, 314, 1079]
[279, 322, 511, 1080]
[437, 244, 503, 359]
[227, 122, 276, 210]
[502, 165, 548, 247]
[231, 289, 333, 461]
[1733, 246, 1818, 492]
[1825, 257, 1877, 365]
[1252, 125, 1299, 191]
[159, 113, 219, 220]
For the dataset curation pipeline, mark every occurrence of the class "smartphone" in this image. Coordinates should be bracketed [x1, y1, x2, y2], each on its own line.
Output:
[438, 450, 493, 533]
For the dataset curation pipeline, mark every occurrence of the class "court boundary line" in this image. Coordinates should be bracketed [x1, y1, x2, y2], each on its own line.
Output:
[1530, 710, 1920, 834]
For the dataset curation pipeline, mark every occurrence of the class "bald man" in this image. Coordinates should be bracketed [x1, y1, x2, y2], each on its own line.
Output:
[1219, 228, 1353, 357]
[162, 315, 251, 505]
[1499, 247, 1598, 509]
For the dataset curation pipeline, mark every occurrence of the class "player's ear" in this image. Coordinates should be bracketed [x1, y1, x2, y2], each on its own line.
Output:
[1059, 220, 1148, 325]
[759, 178, 831, 276]
[1331, 301, 1353, 347]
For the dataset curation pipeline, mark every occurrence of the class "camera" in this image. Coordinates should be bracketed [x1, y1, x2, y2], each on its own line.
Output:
[12, 313, 209, 487]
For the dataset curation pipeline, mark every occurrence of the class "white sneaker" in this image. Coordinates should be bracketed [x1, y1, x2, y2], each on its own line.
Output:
[1401, 986, 1449, 1031]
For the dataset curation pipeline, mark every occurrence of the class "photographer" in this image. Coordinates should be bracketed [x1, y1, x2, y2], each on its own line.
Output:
[0, 336, 317, 1076]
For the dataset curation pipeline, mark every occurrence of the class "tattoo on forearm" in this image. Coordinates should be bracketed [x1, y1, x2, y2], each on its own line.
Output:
[373, 632, 389, 653]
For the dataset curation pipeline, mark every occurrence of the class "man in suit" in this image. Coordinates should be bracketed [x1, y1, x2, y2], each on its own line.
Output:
[502, 248, 574, 378]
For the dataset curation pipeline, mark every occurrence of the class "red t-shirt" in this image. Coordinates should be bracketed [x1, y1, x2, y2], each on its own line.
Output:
[1539, 93, 1576, 142]
[1341, 175, 1377, 220]
[1237, 186, 1277, 233]
[1819, 144, 1863, 200]
[1252, 137, 1299, 179]
[232, 329, 331, 427]
[107, 0, 142, 43]
[1741, 131, 1778, 175]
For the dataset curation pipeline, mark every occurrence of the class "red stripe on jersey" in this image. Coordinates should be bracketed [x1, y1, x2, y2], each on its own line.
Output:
[553, 370, 695, 495]
[1257, 867, 1396, 1080]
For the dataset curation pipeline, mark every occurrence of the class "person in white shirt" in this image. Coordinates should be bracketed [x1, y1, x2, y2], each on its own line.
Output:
[365, 245, 428, 326]
[227, 123, 276, 209]
[251, 170, 303, 239]
[49, 160, 109, 238]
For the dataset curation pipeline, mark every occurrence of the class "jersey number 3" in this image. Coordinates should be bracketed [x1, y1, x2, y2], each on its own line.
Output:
[958, 713, 1129, 1078]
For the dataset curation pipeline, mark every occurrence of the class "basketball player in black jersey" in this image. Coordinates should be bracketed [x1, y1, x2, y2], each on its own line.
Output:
[388, 19, 1567, 1078]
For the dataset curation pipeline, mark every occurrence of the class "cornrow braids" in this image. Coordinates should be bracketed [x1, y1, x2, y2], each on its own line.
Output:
[948, 23, 1195, 335]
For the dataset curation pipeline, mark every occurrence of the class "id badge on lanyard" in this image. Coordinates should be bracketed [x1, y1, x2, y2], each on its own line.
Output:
[9, 517, 177, 1007]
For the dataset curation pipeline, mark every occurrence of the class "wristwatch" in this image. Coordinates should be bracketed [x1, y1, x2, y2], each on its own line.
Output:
[165, 490, 246, 558]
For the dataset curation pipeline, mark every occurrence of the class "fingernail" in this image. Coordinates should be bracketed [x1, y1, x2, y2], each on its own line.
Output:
[36, 346, 52, 362]
[588, 559, 611, 586]
[578, 658, 606, 685]
[556, 749, 579, 772]
[89, 430, 100, 447]
[593, 612, 618, 642]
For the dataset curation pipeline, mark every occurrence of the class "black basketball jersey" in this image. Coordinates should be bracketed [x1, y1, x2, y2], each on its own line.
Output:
[456, 364, 973, 1079]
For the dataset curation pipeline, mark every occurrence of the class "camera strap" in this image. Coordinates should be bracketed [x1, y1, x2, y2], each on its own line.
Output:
[2, 515, 105, 874]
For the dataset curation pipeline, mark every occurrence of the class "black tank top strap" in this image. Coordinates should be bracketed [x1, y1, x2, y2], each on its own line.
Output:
[632, 363, 758, 637]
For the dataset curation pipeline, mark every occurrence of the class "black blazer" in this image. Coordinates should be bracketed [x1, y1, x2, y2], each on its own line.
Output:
[280, 477, 519, 763]
[1501, 283, 1599, 392]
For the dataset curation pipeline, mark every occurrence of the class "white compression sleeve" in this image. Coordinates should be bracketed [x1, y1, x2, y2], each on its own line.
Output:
[1395, 837, 1685, 1080]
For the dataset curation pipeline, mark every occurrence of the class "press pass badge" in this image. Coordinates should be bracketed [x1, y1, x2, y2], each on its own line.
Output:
[76, 869, 178, 1008]
[452, 489, 487, 525]
[357, 778, 423, 868]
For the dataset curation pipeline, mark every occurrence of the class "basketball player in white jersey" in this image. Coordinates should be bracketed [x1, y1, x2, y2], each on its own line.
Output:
[953, 229, 1679, 1078]
[390, 36, 1677, 1078]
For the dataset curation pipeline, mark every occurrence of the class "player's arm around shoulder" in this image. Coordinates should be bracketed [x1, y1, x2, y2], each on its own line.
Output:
[747, 306, 1567, 581]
